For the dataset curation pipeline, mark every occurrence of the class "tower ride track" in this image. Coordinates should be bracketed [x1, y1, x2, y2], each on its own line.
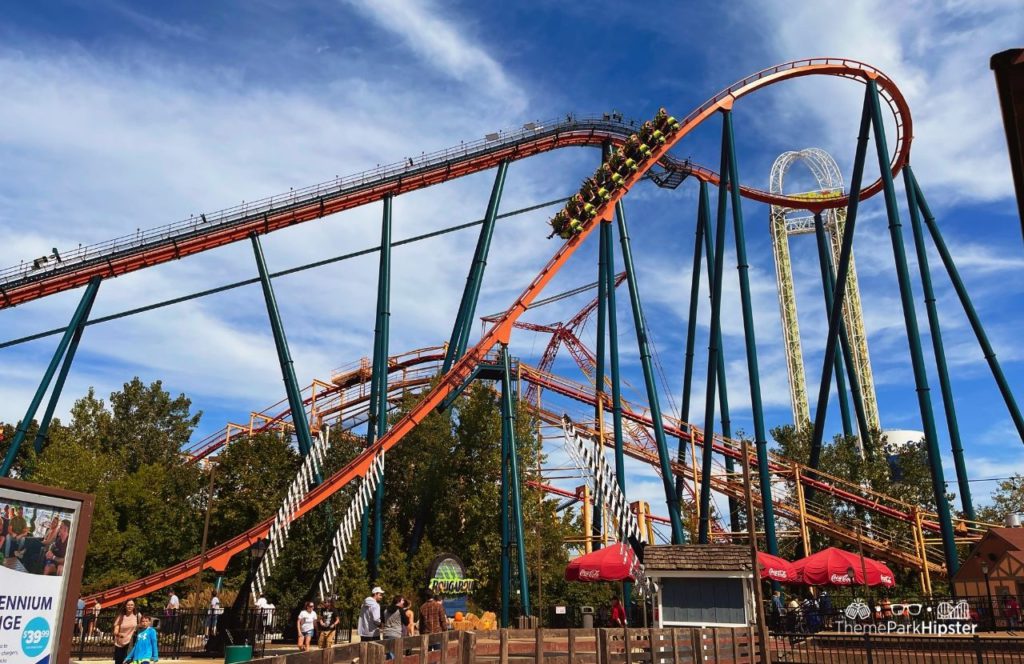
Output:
[5, 59, 932, 604]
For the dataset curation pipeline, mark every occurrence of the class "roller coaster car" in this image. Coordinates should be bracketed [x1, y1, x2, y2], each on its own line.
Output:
[654, 108, 680, 132]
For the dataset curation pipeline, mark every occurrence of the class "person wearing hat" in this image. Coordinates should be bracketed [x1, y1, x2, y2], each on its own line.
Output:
[358, 587, 385, 641]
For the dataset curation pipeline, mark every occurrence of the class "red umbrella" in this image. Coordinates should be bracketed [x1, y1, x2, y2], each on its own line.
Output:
[757, 551, 797, 583]
[565, 543, 638, 582]
[792, 547, 896, 587]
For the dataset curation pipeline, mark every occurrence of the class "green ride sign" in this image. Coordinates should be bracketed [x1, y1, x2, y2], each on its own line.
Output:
[427, 554, 476, 596]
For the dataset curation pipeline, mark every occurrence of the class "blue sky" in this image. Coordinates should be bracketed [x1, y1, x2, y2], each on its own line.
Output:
[1, 0, 1022, 537]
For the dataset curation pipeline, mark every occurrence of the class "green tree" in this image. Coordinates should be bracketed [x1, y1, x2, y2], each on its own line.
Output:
[31, 379, 204, 592]
[977, 474, 1024, 524]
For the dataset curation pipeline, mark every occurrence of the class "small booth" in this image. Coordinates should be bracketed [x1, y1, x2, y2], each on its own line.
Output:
[952, 526, 1024, 600]
[644, 544, 756, 628]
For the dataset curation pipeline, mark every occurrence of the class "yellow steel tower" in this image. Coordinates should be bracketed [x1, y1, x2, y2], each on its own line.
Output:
[769, 148, 880, 445]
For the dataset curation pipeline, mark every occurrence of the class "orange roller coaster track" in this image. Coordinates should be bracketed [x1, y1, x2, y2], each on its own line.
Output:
[79, 59, 911, 606]
[1, 59, 908, 311]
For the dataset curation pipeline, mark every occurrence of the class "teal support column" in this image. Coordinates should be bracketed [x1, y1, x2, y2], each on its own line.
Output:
[701, 186, 741, 538]
[903, 167, 974, 521]
[677, 183, 706, 505]
[369, 195, 393, 578]
[866, 80, 959, 574]
[912, 172, 1024, 447]
[33, 278, 101, 453]
[1, 277, 101, 477]
[499, 372, 511, 627]
[501, 346, 531, 617]
[816, 212, 873, 450]
[615, 200, 685, 544]
[443, 161, 509, 373]
[603, 221, 626, 492]
[813, 214, 854, 440]
[593, 162, 609, 550]
[722, 109, 778, 556]
[603, 218, 632, 604]
[251, 234, 316, 460]
[698, 129, 730, 546]
[808, 89, 872, 482]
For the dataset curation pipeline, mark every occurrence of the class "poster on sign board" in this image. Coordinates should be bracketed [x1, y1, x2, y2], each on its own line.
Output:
[0, 478, 93, 664]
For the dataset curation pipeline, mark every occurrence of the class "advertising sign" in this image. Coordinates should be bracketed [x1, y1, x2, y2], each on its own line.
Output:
[0, 479, 93, 664]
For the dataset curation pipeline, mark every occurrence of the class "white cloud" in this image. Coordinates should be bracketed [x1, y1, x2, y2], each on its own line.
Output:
[341, 0, 527, 112]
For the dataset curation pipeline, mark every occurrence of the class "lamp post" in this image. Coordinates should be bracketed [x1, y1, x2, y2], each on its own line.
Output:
[251, 539, 269, 578]
[981, 561, 994, 631]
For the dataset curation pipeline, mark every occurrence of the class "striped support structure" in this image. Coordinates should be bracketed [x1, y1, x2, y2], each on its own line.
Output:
[251, 429, 333, 598]
[561, 416, 655, 595]
[318, 451, 385, 600]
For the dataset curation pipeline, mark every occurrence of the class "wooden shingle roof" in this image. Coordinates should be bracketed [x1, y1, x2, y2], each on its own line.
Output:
[644, 544, 754, 572]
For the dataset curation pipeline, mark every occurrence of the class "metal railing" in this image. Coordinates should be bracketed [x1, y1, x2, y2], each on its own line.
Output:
[770, 632, 1024, 663]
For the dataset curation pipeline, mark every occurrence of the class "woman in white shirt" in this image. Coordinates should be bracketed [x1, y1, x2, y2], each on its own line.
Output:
[296, 601, 317, 652]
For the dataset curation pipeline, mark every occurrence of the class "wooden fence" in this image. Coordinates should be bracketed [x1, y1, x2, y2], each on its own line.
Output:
[250, 628, 760, 664]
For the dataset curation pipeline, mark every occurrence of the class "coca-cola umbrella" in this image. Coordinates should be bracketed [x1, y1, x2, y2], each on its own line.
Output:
[757, 551, 797, 583]
[565, 543, 638, 582]
[792, 547, 896, 587]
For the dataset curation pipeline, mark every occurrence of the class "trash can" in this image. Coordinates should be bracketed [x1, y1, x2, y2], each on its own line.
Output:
[580, 606, 595, 629]
[224, 644, 252, 664]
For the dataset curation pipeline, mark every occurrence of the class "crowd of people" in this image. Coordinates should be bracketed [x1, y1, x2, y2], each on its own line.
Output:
[548, 108, 680, 240]
[0, 502, 71, 575]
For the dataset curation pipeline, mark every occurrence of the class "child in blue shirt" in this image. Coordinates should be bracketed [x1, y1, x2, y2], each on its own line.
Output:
[125, 615, 159, 663]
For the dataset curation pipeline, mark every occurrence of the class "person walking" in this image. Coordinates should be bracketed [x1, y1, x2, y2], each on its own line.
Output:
[317, 601, 341, 649]
[164, 589, 180, 636]
[113, 600, 139, 664]
[206, 591, 221, 638]
[1004, 595, 1021, 632]
[358, 587, 384, 642]
[89, 601, 102, 638]
[125, 614, 159, 664]
[297, 601, 317, 651]
[609, 597, 627, 628]
[770, 592, 784, 631]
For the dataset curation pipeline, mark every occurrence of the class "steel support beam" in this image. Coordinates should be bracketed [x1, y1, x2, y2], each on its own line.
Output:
[903, 167, 974, 521]
[698, 126, 730, 545]
[702, 184, 741, 538]
[602, 216, 631, 605]
[252, 234, 316, 460]
[442, 161, 509, 373]
[722, 109, 778, 556]
[813, 214, 854, 440]
[366, 195, 393, 577]
[33, 278, 101, 454]
[818, 213, 873, 451]
[616, 199, 685, 544]
[1, 277, 101, 477]
[867, 81, 958, 574]
[677, 183, 706, 504]
[501, 345, 531, 618]
[808, 90, 871, 481]
[911, 172, 1024, 447]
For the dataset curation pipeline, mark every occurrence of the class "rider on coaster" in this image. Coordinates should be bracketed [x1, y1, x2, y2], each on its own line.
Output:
[655, 107, 680, 132]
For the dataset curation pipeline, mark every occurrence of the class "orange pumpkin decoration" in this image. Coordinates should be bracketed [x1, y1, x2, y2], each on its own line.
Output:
[454, 611, 464, 622]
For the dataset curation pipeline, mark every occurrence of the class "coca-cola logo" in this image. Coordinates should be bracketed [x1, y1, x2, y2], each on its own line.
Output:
[830, 573, 853, 584]
[768, 569, 788, 580]
[880, 574, 893, 585]
[579, 569, 601, 580]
